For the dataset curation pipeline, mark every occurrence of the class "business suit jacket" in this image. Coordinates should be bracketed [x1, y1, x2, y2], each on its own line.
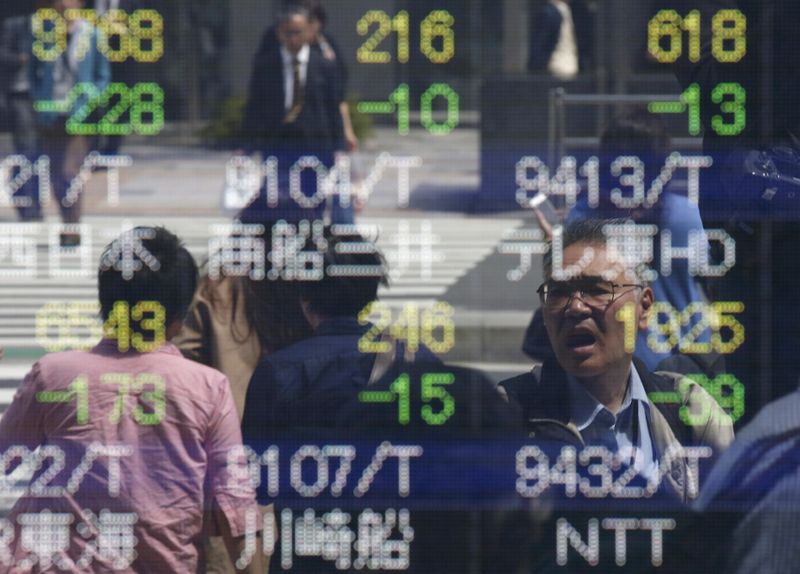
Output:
[242, 42, 344, 155]
[528, 1, 563, 73]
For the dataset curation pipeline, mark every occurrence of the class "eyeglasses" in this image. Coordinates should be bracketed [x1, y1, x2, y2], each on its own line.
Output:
[537, 279, 643, 310]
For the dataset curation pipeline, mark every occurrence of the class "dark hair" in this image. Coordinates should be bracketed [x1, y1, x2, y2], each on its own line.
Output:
[281, 0, 325, 25]
[542, 217, 630, 273]
[305, 1, 327, 26]
[276, 3, 309, 25]
[298, 227, 388, 318]
[599, 107, 671, 192]
[98, 227, 198, 325]
[200, 224, 312, 355]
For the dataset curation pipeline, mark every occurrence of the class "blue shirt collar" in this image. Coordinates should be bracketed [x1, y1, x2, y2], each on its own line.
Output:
[567, 362, 650, 431]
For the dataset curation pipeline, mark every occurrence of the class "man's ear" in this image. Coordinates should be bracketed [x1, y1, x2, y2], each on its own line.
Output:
[637, 287, 654, 331]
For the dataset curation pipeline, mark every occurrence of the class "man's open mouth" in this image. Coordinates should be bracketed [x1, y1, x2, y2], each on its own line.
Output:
[565, 332, 597, 349]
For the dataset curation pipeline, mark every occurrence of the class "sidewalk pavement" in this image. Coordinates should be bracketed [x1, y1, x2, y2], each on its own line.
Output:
[0, 125, 542, 370]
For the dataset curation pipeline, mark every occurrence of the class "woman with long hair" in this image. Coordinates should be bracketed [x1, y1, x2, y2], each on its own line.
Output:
[175, 237, 312, 418]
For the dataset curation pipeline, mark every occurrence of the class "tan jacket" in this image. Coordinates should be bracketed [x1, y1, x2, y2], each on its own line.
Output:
[500, 359, 734, 502]
[173, 276, 262, 420]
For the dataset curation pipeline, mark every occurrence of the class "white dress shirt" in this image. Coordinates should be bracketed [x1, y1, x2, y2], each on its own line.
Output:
[280, 44, 310, 112]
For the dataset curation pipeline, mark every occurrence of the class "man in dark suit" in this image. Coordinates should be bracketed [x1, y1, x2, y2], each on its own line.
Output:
[240, 4, 344, 224]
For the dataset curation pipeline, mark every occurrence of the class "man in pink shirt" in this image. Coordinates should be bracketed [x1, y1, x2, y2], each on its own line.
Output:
[0, 227, 264, 572]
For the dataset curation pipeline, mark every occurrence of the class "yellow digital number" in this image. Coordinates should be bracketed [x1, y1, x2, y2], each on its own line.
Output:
[710, 301, 746, 354]
[130, 301, 167, 352]
[129, 9, 164, 63]
[646, 302, 744, 354]
[35, 302, 102, 352]
[420, 10, 455, 64]
[712, 9, 746, 63]
[615, 301, 637, 353]
[648, 9, 745, 64]
[358, 300, 393, 352]
[647, 301, 680, 353]
[421, 302, 455, 354]
[32, 8, 163, 64]
[648, 9, 684, 64]
[32, 8, 67, 62]
[358, 301, 456, 354]
[390, 303, 421, 352]
[97, 9, 131, 62]
[103, 300, 167, 352]
[678, 302, 713, 354]
[358, 10, 455, 64]
[357, 10, 409, 64]
[64, 8, 97, 62]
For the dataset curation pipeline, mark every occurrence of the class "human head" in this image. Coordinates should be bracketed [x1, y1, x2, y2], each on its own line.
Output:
[98, 227, 198, 336]
[540, 219, 653, 380]
[305, 0, 326, 40]
[276, 4, 310, 55]
[297, 227, 388, 323]
[598, 108, 671, 220]
[201, 222, 313, 355]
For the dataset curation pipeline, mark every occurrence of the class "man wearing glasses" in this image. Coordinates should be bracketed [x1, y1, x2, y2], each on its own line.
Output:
[501, 219, 733, 500]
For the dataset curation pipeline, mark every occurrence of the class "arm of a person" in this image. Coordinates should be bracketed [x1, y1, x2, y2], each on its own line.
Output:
[206, 377, 265, 572]
[220, 507, 269, 573]
[241, 56, 270, 152]
[324, 62, 346, 151]
[92, 27, 111, 91]
[241, 360, 277, 452]
[340, 101, 358, 151]
[0, 362, 46, 455]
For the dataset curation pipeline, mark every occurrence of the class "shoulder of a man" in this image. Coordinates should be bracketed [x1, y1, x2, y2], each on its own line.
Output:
[498, 364, 549, 415]
[644, 365, 734, 450]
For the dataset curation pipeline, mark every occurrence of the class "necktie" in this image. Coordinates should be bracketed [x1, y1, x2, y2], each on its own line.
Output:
[284, 57, 304, 124]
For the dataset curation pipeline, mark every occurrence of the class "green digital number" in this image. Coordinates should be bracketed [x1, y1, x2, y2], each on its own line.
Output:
[358, 83, 460, 136]
[36, 375, 90, 424]
[420, 373, 455, 425]
[686, 373, 745, 423]
[711, 82, 746, 136]
[359, 372, 456, 426]
[420, 83, 459, 135]
[132, 373, 166, 426]
[649, 373, 745, 425]
[36, 82, 165, 136]
[102, 373, 166, 425]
